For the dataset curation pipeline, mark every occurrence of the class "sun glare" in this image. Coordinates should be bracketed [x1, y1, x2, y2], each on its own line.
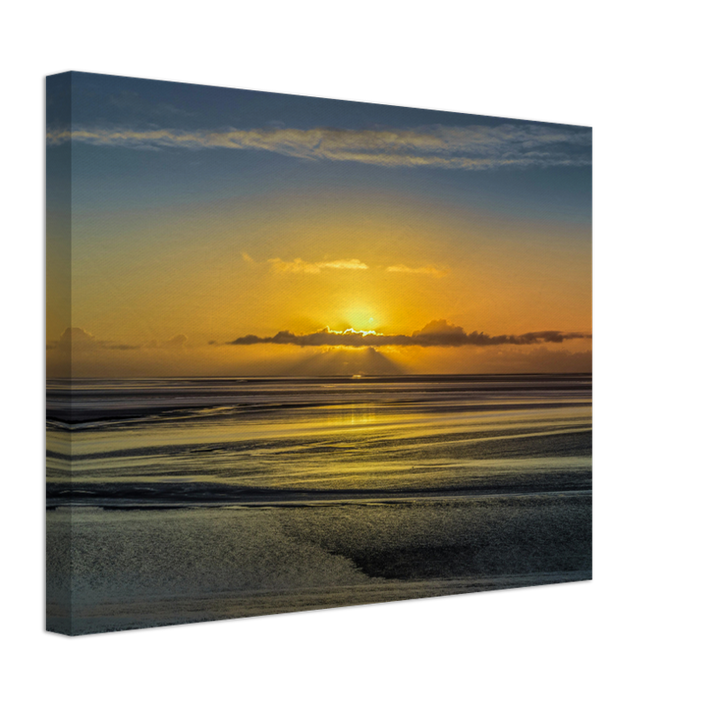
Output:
[327, 327, 379, 337]
[345, 306, 377, 330]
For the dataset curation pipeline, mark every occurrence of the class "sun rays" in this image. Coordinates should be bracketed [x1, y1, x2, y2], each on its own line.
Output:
[47, 73, 591, 377]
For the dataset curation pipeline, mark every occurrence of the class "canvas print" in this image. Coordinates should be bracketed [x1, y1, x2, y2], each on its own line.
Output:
[46, 72, 592, 635]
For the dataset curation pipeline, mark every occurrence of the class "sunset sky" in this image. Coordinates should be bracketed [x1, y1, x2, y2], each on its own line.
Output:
[47, 72, 591, 377]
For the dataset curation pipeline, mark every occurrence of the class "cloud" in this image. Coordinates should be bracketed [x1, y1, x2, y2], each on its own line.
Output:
[46, 123, 591, 171]
[254, 255, 444, 275]
[58, 327, 97, 349]
[268, 257, 368, 274]
[63, 327, 93, 340]
[47, 328, 188, 351]
[386, 264, 448, 276]
[320, 259, 369, 270]
[228, 320, 591, 348]
[45, 327, 140, 352]
[46, 327, 142, 351]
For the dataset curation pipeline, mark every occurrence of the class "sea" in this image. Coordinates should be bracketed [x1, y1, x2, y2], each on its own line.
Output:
[46, 374, 592, 634]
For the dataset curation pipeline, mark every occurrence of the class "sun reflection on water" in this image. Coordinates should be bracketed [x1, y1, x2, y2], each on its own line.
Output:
[320, 402, 378, 428]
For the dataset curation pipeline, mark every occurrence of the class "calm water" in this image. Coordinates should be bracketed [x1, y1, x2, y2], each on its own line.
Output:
[46, 375, 592, 634]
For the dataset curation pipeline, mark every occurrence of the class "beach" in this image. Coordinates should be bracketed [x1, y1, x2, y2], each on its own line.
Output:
[47, 496, 590, 634]
[47, 374, 592, 634]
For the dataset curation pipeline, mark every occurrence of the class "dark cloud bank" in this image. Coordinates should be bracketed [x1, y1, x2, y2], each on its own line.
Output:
[228, 320, 590, 348]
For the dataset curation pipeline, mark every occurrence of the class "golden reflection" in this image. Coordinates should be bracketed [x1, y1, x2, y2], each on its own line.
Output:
[318, 402, 378, 428]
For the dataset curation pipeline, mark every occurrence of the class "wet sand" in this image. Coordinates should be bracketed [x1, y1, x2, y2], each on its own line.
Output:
[47, 492, 591, 635]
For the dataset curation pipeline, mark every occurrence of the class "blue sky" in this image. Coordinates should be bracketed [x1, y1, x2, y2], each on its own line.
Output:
[46, 71, 591, 376]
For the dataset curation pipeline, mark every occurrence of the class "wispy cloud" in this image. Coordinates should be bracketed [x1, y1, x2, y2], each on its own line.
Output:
[228, 320, 591, 348]
[46, 328, 188, 351]
[254, 255, 444, 275]
[268, 258, 368, 274]
[386, 264, 448, 276]
[46, 327, 141, 351]
[46, 123, 591, 171]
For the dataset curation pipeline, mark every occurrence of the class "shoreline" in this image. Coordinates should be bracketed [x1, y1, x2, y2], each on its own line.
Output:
[46, 486, 592, 511]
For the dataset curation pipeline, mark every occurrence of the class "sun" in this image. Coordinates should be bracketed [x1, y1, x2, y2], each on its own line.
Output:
[345, 306, 378, 331]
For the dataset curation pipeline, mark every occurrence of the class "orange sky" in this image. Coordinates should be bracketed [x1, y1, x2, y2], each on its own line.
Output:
[47, 73, 591, 377]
